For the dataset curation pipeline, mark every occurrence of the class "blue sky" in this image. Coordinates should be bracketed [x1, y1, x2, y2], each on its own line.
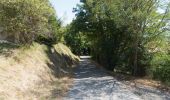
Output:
[49, 0, 169, 25]
[50, 0, 80, 25]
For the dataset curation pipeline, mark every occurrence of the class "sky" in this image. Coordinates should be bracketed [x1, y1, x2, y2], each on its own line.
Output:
[50, 0, 80, 25]
[49, 0, 169, 25]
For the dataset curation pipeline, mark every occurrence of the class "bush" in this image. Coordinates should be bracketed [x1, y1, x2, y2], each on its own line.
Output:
[0, 0, 57, 44]
[151, 54, 170, 83]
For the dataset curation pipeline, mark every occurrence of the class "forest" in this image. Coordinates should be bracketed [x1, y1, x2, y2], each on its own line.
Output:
[65, 0, 170, 84]
[0, 0, 170, 95]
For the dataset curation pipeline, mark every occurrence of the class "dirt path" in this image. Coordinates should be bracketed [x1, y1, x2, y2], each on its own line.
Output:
[64, 57, 170, 100]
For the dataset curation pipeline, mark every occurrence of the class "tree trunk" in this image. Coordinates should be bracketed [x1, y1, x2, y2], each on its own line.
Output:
[133, 40, 138, 76]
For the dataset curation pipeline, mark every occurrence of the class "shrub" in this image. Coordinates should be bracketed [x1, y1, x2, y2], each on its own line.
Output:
[151, 54, 170, 83]
[0, 0, 57, 44]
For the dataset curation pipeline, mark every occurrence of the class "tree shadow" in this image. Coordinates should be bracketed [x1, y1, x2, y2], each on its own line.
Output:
[44, 46, 79, 99]
[65, 58, 170, 99]
[45, 55, 170, 99]
[112, 71, 170, 96]
[45, 46, 77, 78]
[0, 43, 19, 57]
[71, 58, 116, 79]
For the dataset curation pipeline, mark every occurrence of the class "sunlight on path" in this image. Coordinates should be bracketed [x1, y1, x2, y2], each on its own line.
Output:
[64, 57, 170, 100]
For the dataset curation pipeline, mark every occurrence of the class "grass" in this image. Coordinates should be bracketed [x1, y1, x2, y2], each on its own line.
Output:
[0, 42, 79, 100]
[0, 43, 19, 56]
[111, 71, 170, 93]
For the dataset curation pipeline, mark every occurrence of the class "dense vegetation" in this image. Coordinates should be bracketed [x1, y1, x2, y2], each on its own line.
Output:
[65, 0, 170, 83]
[0, 1, 78, 99]
[0, 0, 170, 85]
[64, 23, 91, 55]
[0, 0, 62, 44]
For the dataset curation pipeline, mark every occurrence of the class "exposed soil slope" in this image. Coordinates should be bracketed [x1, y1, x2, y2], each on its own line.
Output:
[0, 43, 79, 100]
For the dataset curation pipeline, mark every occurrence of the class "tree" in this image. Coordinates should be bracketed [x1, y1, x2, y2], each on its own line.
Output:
[64, 21, 90, 55]
[0, 0, 60, 44]
[71, 0, 169, 76]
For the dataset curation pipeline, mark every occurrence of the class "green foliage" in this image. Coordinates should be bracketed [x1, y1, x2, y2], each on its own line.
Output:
[0, 0, 61, 44]
[36, 15, 63, 45]
[0, 42, 19, 55]
[152, 54, 170, 83]
[64, 22, 91, 55]
[71, 0, 170, 77]
[149, 33, 170, 83]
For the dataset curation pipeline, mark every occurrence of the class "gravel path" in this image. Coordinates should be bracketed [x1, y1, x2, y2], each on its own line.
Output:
[64, 57, 170, 100]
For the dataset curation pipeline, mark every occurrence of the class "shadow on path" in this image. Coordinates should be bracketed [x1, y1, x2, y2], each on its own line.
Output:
[64, 57, 170, 100]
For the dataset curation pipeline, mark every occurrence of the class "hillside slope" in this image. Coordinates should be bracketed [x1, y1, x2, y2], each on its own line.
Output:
[0, 43, 79, 100]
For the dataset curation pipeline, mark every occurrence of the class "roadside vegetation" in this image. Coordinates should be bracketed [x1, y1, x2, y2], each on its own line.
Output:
[0, 0, 170, 99]
[0, 43, 79, 99]
[0, 0, 79, 99]
[65, 0, 170, 85]
[0, 0, 62, 44]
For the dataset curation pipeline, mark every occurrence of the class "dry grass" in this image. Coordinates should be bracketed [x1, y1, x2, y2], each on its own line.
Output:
[0, 43, 79, 100]
[54, 43, 80, 63]
[92, 61, 170, 93]
[111, 72, 170, 93]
